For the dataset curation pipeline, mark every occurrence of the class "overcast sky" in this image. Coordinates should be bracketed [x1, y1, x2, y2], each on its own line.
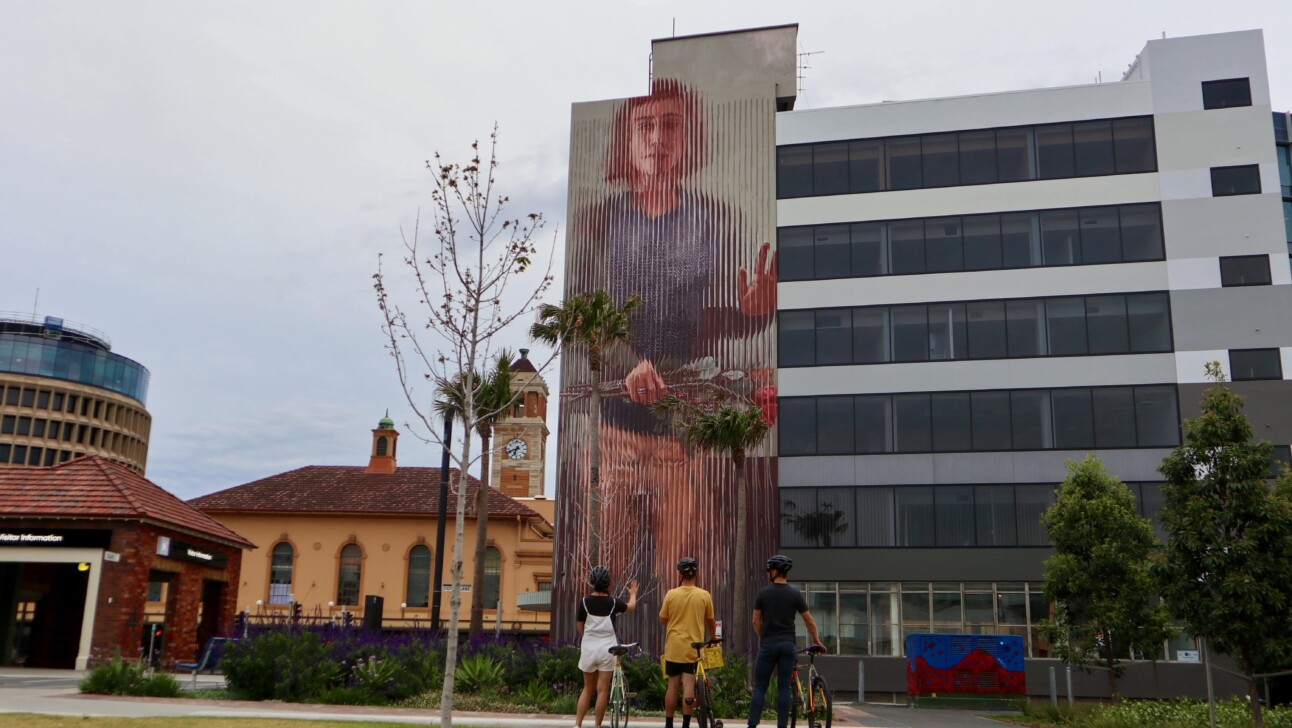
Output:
[2, 1, 1289, 501]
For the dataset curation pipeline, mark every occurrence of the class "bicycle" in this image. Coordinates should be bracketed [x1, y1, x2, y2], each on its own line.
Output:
[789, 645, 831, 728]
[689, 638, 724, 728]
[607, 642, 639, 728]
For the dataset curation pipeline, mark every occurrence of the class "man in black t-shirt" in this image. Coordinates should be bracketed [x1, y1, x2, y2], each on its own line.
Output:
[747, 555, 824, 728]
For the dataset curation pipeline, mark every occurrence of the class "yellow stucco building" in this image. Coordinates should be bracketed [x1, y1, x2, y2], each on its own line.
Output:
[189, 414, 555, 634]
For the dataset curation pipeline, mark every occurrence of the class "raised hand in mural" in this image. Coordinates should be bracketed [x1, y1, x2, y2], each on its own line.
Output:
[737, 242, 777, 316]
[626, 357, 668, 404]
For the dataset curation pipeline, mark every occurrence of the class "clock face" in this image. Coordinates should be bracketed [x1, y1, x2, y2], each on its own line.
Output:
[505, 438, 528, 460]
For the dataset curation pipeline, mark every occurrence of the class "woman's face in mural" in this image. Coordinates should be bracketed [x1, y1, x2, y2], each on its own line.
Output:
[629, 97, 685, 185]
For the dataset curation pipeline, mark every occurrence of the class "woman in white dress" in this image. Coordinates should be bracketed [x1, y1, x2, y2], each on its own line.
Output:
[576, 565, 638, 728]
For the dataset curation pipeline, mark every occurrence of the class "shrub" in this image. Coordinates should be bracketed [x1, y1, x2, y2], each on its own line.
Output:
[457, 653, 506, 694]
[79, 652, 182, 697]
[222, 629, 337, 701]
[536, 644, 583, 695]
[516, 678, 557, 705]
[708, 649, 753, 719]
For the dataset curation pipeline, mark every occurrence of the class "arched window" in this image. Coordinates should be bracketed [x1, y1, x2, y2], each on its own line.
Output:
[482, 547, 502, 607]
[376, 436, 388, 456]
[406, 545, 432, 607]
[269, 542, 294, 604]
[337, 544, 362, 606]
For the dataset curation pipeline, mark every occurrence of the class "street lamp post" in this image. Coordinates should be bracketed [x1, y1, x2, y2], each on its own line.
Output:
[430, 415, 453, 632]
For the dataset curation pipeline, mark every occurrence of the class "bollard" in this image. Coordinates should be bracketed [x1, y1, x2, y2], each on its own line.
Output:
[1066, 665, 1074, 708]
[1049, 666, 1058, 708]
[857, 660, 865, 704]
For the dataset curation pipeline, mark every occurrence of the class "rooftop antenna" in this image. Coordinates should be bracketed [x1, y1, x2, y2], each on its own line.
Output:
[32, 288, 39, 317]
[672, 17, 676, 37]
[797, 46, 824, 101]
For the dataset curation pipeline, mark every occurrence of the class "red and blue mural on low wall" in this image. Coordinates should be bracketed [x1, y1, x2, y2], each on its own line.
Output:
[905, 634, 1026, 696]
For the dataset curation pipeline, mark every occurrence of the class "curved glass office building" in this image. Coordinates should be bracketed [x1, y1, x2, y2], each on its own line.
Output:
[0, 314, 152, 472]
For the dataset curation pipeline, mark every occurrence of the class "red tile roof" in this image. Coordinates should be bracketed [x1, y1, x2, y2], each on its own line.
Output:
[188, 466, 542, 519]
[0, 456, 253, 548]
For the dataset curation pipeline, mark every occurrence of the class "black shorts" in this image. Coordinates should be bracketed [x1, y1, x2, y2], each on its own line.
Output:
[665, 660, 698, 676]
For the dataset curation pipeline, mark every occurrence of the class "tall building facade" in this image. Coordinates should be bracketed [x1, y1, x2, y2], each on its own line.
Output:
[0, 314, 151, 472]
[776, 30, 1287, 697]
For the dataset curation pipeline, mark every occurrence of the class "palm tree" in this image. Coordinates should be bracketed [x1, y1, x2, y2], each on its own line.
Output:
[658, 398, 769, 654]
[530, 290, 640, 566]
[434, 350, 513, 638]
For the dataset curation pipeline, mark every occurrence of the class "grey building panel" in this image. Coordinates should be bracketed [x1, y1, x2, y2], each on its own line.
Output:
[1161, 195, 1288, 259]
[1011, 449, 1173, 483]
[778, 455, 856, 487]
[930, 453, 1016, 484]
[854, 454, 935, 485]
[1180, 380, 1292, 444]
[784, 450, 1173, 487]
[1171, 286, 1292, 350]
[785, 547, 1051, 582]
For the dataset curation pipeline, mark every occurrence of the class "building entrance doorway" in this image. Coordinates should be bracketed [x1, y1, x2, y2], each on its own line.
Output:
[0, 561, 89, 668]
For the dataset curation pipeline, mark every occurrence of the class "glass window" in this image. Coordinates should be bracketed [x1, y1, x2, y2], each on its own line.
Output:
[1041, 209, 1081, 265]
[924, 218, 964, 273]
[21, 389, 35, 407]
[932, 590, 963, 629]
[482, 547, 502, 607]
[1052, 388, 1095, 449]
[1201, 78, 1252, 110]
[817, 396, 855, 454]
[270, 543, 294, 604]
[809, 589, 839, 649]
[1001, 212, 1040, 268]
[1134, 385, 1180, 447]
[17, 417, 30, 436]
[963, 214, 1003, 271]
[839, 591, 869, 654]
[1073, 121, 1116, 177]
[927, 302, 966, 361]
[36, 391, 49, 409]
[1079, 206, 1122, 264]
[1127, 293, 1171, 352]
[1006, 299, 1048, 357]
[1220, 255, 1272, 286]
[779, 399, 816, 455]
[896, 488, 935, 546]
[816, 308, 852, 365]
[777, 146, 814, 198]
[889, 220, 926, 274]
[1092, 387, 1137, 448]
[966, 301, 1007, 359]
[407, 545, 432, 607]
[853, 308, 891, 363]
[1211, 165, 1262, 196]
[887, 137, 923, 190]
[778, 227, 814, 282]
[1112, 117, 1157, 173]
[922, 133, 960, 188]
[1011, 390, 1053, 449]
[964, 591, 995, 633]
[851, 223, 887, 277]
[813, 142, 850, 196]
[1016, 485, 1056, 545]
[855, 395, 892, 454]
[1140, 484, 1167, 540]
[893, 394, 932, 452]
[995, 127, 1034, 182]
[781, 488, 820, 549]
[0, 444, 9, 463]
[935, 486, 975, 546]
[816, 491, 856, 548]
[337, 544, 362, 606]
[1230, 348, 1283, 381]
[1120, 204, 1164, 261]
[975, 485, 1017, 546]
[1047, 298, 1088, 356]
[1036, 124, 1075, 179]
[779, 311, 816, 367]
[1086, 295, 1130, 354]
[959, 130, 998, 185]
[870, 587, 899, 656]
[3, 388, 16, 406]
[1, 415, 15, 435]
[891, 305, 929, 362]
[849, 140, 885, 193]
[855, 487, 895, 546]
[931, 393, 972, 452]
[971, 391, 1012, 451]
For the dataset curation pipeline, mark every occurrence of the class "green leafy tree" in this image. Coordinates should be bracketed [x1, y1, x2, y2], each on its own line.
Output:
[435, 350, 514, 639]
[530, 289, 640, 566]
[1040, 455, 1174, 699]
[657, 398, 769, 654]
[1154, 363, 1292, 728]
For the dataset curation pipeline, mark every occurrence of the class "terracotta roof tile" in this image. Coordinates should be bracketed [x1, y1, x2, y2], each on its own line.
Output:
[188, 466, 542, 519]
[0, 457, 254, 548]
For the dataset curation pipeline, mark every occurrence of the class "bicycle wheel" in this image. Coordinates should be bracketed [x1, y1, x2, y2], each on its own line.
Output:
[693, 676, 712, 728]
[808, 675, 832, 728]
[609, 672, 628, 728]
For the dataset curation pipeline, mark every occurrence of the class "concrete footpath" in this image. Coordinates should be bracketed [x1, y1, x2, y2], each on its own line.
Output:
[0, 669, 1009, 727]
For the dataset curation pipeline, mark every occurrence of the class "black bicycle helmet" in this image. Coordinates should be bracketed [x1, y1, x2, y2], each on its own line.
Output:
[676, 556, 699, 576]
[766, 554, 794, 574]
[589, 565, 612, 591]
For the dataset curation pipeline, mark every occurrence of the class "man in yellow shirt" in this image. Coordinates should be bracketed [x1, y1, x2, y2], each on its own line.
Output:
[658, 556, 716, 728]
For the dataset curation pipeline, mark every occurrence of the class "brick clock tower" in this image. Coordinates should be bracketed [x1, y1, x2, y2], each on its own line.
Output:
[491, 349, 548, 498]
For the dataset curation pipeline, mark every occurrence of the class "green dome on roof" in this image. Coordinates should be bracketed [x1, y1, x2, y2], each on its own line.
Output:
[378, 410, 395, 429]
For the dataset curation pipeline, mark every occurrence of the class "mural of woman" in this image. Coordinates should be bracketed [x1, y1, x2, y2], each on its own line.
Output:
[559, 77, 778, 644]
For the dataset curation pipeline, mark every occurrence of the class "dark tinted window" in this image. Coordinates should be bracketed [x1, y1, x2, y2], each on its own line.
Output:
[887, 137, 923, 190]
[959, 130, 998, 185]
[1079, 206, 1122, 264]
[892, 305, 929, 362]
[896, 488, 935, 547]
[893, 394, 932, 452]
[970, 391, 1012, 450]
[1010, 391, 1049, 449]
[1127, 293, 1172, 353]
[850, 140, 885, 192]
[975, 485, 1016, 546]
[777, 146, 813, 198]
[889, 220, 925, 274]
[1230, 348, 1283, 381]
[1001, 213, 1038, 268]
[1211, 165, 1262, 196]
[1036, 124, 1075, 179]
[780, 399, 816, 455]
[931, 393, 972, 452]
[935, 486, 976, 546]
[925, 218, 964, 273]
[922, 134, 960, 187]
[1134, 386, 1180, 447]
[1092, 387, 1137, 448]
[852, 223, 886, 277]
[1119, 204, 1164, 261]
[1047, 298, 1088, 356]
[963, 214, 1003, 270]
[814, 142, 850, 196]
[779, 311, 815, 366]
[1202, 78, 1252, 110]
[1073, 121, 1116, 177]
[817, 396, 855, 454]
[854, 308, 890, 363]
[1051, 389, 1095, 449]
[1112, 118, 1157, 173]
[1041, 209, 1080, 265]
[814, 225, 851, 283]
[967, 301, 1007, 359]
[1006, 300, 1047, 357]
[855, 396, 891, 453]
[1220, 255, 1272, 286]
[995, 128, 1034, 182]
[816, 308, 852, 365]
[779, 227, 813, 281]
[1086, 295, 1130, 354]
[927, 302, 966, 361]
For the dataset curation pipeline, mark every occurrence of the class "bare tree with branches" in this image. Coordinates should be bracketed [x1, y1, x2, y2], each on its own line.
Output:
[373, 127, 553, 723]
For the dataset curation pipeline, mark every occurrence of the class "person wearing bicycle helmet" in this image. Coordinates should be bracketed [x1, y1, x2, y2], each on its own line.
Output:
[748, 555, 824, 728]
[658, 557, 715, 728]
[576, 565, 638, 728]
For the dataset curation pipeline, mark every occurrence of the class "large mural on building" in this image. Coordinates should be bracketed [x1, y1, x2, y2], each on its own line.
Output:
[552, 74, 780, 648]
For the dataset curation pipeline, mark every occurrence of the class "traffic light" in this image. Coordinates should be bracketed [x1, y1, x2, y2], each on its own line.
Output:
[291, 602, 302, 621]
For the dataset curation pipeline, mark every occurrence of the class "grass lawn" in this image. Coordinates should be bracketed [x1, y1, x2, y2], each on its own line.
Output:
[0, 716, 414, 728]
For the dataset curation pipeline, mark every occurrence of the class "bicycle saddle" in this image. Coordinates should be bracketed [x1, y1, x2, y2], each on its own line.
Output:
[608, 643, 638, 656]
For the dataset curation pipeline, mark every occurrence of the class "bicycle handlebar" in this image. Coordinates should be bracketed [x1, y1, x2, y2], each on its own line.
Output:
[690, 638, 723, 649]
